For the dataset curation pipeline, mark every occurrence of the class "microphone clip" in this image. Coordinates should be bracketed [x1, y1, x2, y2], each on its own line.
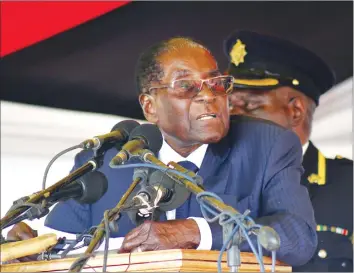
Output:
[3, 198, 52, 229]
[39, 229, 100, 261]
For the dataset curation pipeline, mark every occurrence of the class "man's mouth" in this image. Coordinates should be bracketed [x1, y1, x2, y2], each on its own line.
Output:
[196, 113, 217, 120]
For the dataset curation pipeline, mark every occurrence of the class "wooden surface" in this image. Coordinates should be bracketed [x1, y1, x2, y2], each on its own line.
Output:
[0, 249, 292, 272]
[0, 233, 57, 263]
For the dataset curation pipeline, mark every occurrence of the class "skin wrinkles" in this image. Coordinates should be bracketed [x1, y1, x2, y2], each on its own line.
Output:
[140, 45, 230, 157]
[229, 86, 316, 144]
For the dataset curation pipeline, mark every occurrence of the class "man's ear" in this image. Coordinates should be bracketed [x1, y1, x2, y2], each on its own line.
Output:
[139, 93, 158, 123]
[288, 96, 306, 127]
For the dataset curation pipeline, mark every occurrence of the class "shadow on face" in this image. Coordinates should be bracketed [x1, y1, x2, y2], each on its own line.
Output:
[228, 88, 294, 129]
[228, 86, 316, 145]
[140, 42, 230, 152]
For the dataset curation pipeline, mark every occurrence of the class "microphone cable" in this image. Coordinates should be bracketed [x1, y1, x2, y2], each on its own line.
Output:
[111, 162, 278, 272]
[42, 145, 81, 190]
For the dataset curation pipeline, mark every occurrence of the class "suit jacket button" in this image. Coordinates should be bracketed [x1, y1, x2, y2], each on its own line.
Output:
[318, 249, 327, 259]
[342, 262, 347, 267]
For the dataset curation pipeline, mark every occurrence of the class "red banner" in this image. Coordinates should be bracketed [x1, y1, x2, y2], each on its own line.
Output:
[0, 1, 130, 57]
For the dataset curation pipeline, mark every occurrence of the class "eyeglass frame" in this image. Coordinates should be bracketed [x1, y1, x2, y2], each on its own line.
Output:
[146, 75, 235, 97]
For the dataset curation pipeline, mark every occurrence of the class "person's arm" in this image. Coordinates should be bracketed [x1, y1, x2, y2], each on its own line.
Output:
[207, 130, 317, 266]
[241, 130, 317, 266]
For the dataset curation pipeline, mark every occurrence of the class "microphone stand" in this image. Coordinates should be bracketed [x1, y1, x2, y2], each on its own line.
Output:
[134, 149, 278, 272]
[223, 221, 242, 272]
[68, 176, 142, 272]
[1, 150, 106, 230]
[142, 150, 241, 213]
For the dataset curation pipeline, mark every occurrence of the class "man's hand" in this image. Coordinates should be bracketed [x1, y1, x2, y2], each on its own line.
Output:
[7, 222, 37, 241]
[6, 222, 39, 262]
[119, 219, 200, 253]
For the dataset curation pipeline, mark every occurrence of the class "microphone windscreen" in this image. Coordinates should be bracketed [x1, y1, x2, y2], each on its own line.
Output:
[148, 170, 190, 212]
[76, 171, 108, 204]
[257, 226, 281, 251]
[110, 120, 140, 135]
[129, 123, 163, 156]
[110, 120, 140, 150]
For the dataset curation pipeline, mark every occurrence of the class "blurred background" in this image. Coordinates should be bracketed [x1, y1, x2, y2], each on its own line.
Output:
[1, 1, 352, 233]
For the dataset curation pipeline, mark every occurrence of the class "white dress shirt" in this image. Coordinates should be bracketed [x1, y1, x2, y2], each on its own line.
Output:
[158, 140, 212, 250]
[302, 142, 309, 156]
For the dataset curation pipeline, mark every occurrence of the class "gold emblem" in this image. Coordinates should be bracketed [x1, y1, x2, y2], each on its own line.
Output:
[292, 79, 300, 85]
[230, 39, 247, 66]
[318, 249, 327, 259]
[308, 173, 325, 185]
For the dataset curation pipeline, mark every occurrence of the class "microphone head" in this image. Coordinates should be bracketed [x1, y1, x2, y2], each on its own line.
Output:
[111, 120, 140, 150]
[148, 170, 191, 212]
[257, 226, 281, 251]
[129, 124, 163, 156]
[76, 171, 108, 204]
[111, 120, 140, 135]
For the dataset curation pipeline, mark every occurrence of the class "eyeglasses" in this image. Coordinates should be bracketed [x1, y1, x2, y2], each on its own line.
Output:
[148, 75, 234, 99]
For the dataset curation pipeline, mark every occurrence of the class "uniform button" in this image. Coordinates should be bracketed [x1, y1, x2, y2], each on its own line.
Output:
[341, 262, 347, 267]
[318, 249, 327, 259]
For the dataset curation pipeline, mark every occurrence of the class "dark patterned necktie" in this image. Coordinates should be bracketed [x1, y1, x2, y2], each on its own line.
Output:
[175, 160, 199, 219]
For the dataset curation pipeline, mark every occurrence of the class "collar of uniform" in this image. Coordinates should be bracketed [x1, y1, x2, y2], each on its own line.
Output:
[303, 141, 309, 156]
[158, 139, 208, 169]
[302, 141, 320, 181]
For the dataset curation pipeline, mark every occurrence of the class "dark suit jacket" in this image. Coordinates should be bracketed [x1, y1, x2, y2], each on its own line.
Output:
[45, 116, 317, 266]
[293, 142, 353, 272]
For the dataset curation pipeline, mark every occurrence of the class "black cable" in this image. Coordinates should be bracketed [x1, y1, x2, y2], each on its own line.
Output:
[5, 202, 43, 214]
[3, 203, 48, 229]
[42, 145, 81, 190]
[4, 214, 27, 229]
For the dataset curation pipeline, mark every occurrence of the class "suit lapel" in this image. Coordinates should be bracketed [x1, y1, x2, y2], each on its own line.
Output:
[198, 130, 232, 192]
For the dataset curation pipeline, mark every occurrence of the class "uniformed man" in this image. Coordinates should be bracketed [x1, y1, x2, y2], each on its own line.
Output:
[224, 30, 353, 272]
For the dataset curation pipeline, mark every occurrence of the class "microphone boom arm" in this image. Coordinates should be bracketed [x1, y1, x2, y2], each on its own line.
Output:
[1, 157, 102, 230]
[68, 176, 142, 272]
[141, 151, 238, 213]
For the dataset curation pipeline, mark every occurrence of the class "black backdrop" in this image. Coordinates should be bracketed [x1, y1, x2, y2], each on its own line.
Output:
[1, 1, 353, 120]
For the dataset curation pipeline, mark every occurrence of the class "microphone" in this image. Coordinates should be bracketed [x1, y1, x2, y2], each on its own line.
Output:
[123, 169, 191, 225]
[2, 172, 108, 229]
[256, 226, 281, 251]
[143, 170, 190, 211]
[47, 171, 108, 205]
[109, 123, 163, 166]
[80, 120, 140, 150]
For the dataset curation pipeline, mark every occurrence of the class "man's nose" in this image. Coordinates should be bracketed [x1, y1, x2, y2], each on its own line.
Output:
[194, 84, 217, 103]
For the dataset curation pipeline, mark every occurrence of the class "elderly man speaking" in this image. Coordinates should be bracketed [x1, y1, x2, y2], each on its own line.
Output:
[8, 37, 317, 267]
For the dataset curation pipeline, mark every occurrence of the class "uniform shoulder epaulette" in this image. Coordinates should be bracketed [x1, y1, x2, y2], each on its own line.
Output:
[307, 150, 327, 185]
[334, 155, 353, 163]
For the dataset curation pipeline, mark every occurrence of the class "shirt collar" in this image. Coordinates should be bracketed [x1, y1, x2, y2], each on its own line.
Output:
[302, 141, 309, 156]
[159, 140, 208, 169]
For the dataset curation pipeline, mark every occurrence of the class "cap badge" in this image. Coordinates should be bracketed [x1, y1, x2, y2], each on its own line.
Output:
[230, 39, 247, 66]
